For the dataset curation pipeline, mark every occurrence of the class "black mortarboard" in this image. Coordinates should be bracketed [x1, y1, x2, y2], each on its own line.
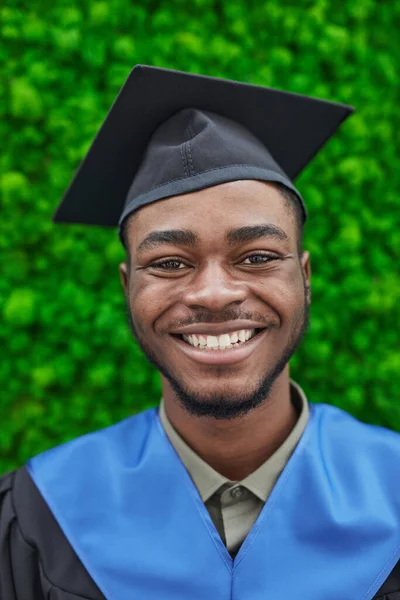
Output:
[53, 65, 354, 240]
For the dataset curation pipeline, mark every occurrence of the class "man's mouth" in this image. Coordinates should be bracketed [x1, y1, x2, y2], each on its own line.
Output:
[177, 328, 264, 350]
[169, 327, 267, 366]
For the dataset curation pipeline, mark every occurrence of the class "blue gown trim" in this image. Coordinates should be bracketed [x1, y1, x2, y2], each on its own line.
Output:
[27, 402, 400, 600]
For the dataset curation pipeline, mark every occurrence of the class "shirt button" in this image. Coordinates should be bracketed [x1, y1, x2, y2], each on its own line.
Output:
[230, 486, 245, 499]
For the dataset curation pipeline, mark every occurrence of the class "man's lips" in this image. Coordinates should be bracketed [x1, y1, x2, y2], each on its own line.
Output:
[169, 320, 268, 336]
[169, 328, 268, 366]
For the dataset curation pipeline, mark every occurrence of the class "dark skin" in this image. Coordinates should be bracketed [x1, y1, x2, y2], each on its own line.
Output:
[119, 180, 311, 480]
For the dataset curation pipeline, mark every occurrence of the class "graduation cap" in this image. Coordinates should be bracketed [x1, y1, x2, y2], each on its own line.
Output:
[53, 65, 354, 241]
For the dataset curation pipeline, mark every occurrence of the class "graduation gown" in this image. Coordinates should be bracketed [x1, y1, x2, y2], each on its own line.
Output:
[1, 402, 400, 600]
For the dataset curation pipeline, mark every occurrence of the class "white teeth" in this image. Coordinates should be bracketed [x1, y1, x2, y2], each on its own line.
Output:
[198, 335, 207, 347]
[206, 335, 219, 348]
[191, 334, 200, 346]
[219, 334, 231, 346]
[182, 329, 257, 350]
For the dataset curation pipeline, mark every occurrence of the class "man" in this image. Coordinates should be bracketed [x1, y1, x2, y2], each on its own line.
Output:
[1, 66, 399, 600]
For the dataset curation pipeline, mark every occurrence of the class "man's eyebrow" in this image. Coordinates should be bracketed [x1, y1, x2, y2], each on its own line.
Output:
[227, 224, 289, 245]
[136, 229, 199, 254]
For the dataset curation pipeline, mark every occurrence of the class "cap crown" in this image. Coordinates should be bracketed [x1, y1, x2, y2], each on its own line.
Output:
[53, 65, 354, 230]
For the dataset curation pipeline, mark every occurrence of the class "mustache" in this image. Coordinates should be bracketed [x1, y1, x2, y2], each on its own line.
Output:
[161, 308, 273, 332]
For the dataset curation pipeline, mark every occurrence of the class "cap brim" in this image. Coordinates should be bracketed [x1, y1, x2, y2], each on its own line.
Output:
[53, 65, 354, 227]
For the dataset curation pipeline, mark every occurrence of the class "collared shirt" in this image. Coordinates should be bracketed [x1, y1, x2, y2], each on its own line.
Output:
[158, 378, 310, 557]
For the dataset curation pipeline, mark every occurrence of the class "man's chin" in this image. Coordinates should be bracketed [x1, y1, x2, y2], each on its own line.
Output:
[176, 388, 257, 408]
[164, 374, 275, 420]
[173, 393, 269, 420]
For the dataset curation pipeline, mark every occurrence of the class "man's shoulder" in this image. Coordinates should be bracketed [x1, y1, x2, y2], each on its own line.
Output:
[0, 468, 14, 494]
[1, 465, 54, 530]
[313, 401, 400, 447]
[308, 403, 400, 509]
[0, 465, 106, 598]
[0, 465, 65, 568]
[28, 405, 158, 470]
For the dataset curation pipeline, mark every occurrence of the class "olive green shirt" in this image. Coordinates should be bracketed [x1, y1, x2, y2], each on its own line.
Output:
[158, 379, 310, 557]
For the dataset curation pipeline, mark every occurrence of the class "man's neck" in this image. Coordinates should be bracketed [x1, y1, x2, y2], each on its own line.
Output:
[161, 368, 298, 481]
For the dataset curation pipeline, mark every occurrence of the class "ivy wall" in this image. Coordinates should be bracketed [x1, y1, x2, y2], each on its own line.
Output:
[1, 0, 399, 472]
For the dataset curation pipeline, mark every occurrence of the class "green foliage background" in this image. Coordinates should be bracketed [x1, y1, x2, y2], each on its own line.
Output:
[1, 0, 400, 473]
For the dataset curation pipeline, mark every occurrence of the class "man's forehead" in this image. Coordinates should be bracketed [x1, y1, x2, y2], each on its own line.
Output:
[130, 189, 297, 254]
[130, 180, 293, 232]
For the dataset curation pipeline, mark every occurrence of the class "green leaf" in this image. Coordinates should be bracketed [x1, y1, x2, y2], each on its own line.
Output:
[3, 288, 37, 326]
[10, 78, 44, 121]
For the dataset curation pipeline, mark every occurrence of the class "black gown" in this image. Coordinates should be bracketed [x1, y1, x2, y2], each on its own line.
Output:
[1, 467, 400, 600]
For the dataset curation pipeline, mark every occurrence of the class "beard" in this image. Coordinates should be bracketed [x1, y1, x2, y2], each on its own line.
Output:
[125, 282, 310, 420]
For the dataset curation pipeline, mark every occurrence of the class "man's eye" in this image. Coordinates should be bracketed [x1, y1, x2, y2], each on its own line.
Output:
[150, 260, 186, 270]
[242, 254, 278, 265]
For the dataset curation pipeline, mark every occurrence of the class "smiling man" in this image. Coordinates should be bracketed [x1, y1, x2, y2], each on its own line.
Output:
[120, 179, 310, 481]
[1, 66, 400, 600]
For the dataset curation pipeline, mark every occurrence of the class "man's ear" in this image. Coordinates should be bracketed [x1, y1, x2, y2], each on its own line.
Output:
[119, 262, 129, 295]
[301, 250, 311, 304]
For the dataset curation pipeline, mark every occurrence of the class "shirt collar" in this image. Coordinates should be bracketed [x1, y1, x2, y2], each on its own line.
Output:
[158, 379, 310, 503]
[158, 401, 227, 501]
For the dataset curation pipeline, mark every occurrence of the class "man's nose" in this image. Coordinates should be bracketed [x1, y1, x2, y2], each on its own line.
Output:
[180, 262, 247, 312]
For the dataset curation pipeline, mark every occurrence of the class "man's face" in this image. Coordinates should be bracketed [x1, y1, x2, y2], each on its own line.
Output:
[120, 180, 311, 420]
